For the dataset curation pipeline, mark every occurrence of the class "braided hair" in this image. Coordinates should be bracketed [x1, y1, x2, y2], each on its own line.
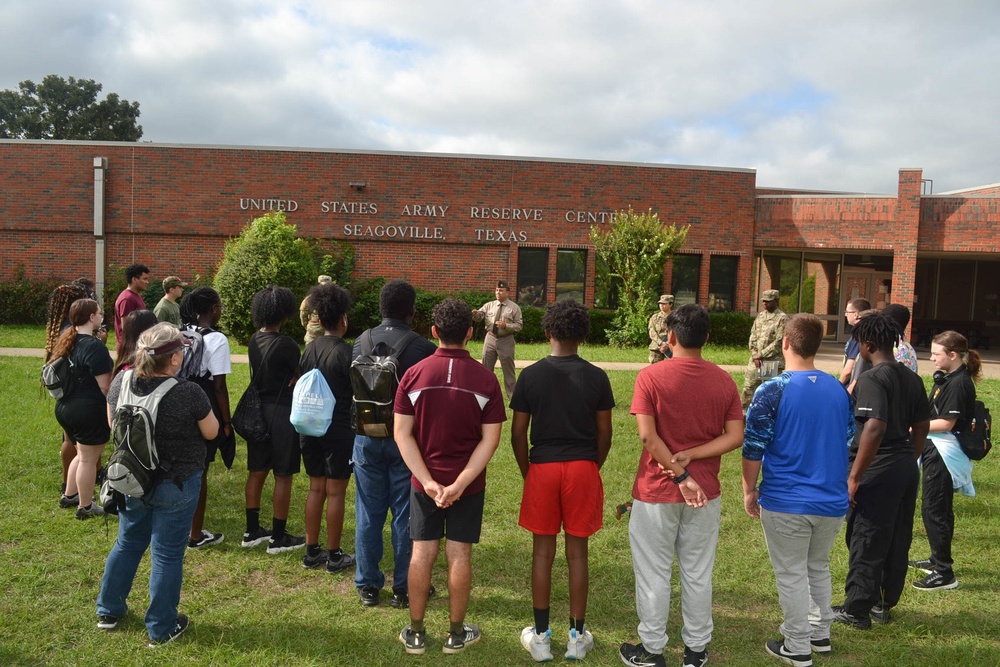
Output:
[44, 283, 90, 362]
[180, 286, 222, 327]
[851, 312, 899, 355]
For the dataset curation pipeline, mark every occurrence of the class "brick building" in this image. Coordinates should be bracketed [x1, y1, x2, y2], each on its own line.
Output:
[2, 140, 998, 346]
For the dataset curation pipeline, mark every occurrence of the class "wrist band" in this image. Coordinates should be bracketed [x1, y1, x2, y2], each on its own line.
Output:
[672, 470, 690, 484]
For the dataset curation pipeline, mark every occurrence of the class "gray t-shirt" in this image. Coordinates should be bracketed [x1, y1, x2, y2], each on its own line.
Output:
[108, 371, 213, 485]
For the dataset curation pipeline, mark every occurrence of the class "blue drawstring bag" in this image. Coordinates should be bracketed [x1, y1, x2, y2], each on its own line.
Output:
[290, 369, 335, 437]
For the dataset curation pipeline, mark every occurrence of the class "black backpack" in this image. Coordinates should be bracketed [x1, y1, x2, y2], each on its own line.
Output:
[177, 325, 213, 382]
[106, 371, 178, 498]
[350, 329, 419, 438]
[41, 355, 76, 400]
[957, 400, 992, 461]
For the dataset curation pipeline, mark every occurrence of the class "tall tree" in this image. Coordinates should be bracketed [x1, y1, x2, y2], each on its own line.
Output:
[590, 207, 688, 347]
[0, 75, 142, 141]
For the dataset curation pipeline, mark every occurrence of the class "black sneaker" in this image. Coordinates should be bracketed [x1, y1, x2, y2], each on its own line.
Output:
[188, 530, 224, 549]
[912, 571, 958, 591]
[765, 639, 812, 667]
[870, 604, 892, 624]
[240, 526, 271, 548]
[618, 641, 666, 667]
[390, 584, 436, 609]
[266, 533, 306, 555]
[97, 614, 120, 630]
[908, 558, 933, 574]
[302, 549, 328, 569]
[442, 622, 481, 654]
[809, 638, 831, 654]
[358, 585, 380, 607]
[147, 614, 189, 648]
[325, 551, 356, 573]
[398, 624, 426, 655]
[683, 646, 709, 667]
[831, 605, 871, 630]
[59, 493, 79, 509]
[75, 503, 104, 520]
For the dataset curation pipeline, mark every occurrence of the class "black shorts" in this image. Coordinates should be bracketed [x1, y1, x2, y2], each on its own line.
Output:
[56, 398, 110, 446]
[247, 403, 301, 476]
[409, 488, 485, 544]
[301, 435, 353, 480]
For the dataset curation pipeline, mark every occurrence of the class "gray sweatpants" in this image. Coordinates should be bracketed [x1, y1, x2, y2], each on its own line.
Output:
[628, 497, 721, 654]
[760, 508, 843, 655]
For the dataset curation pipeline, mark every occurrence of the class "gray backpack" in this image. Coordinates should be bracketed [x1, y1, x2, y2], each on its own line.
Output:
[106, 371, 177, 498]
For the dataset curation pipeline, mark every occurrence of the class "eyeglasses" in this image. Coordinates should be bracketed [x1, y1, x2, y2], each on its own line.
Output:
[845, 310, 857, 315]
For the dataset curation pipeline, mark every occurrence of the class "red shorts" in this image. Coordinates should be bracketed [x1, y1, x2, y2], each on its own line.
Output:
[518, 460, 604, 538]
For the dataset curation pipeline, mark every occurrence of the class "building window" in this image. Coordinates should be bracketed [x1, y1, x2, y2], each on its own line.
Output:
[556, 249, 586, 303]
[708, 256, 738, 311]
[517, 248, 548, 307]
[671, 254, 701, 306]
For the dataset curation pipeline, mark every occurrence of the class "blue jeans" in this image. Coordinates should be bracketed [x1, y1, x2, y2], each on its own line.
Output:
[353, 435, 412, 592]
[97, 471, 202, 641]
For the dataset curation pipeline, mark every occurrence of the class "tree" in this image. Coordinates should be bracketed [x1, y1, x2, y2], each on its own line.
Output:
[214, 212, 318, 343]
[590, 207, 689, 347]
[0, 75, 142, 141]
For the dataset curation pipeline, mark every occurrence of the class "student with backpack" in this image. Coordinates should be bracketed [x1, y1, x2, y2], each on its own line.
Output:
[242, 286, 305, 555]
[910, 330, 984, 591]
[97, 323, 219, 647]
[179, 287, 231, 549]
[352, 280, 437, 608]
[50, 299, 114, 519]
[298, 282, 357, 573]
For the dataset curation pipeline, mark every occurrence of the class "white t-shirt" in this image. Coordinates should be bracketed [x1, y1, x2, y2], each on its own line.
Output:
[201, 330, 231, 379]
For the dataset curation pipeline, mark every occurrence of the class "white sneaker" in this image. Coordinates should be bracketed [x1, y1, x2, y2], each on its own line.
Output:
[520, 626, 553, 662]
[565, 627, 594, 660]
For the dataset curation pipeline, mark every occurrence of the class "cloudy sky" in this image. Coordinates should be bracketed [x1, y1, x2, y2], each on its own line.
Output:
[3, 0, 997, 194]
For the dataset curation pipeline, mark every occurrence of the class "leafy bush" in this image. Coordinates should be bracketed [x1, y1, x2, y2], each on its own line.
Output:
[708, 311, 755, 346]
[587, 308, 616, 345]
[0, 266, 62, 324]
[214, 212, 318, 343]
[606, 308, 650, 348]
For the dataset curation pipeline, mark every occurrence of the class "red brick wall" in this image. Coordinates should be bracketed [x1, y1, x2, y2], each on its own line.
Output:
[754, 196, 898, 251]
[919, 197, 1000, 252]
[1, 141, 756, 309]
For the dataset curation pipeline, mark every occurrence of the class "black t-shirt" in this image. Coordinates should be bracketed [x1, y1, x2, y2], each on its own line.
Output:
[248, 331, 301, 405]
[929, 366, 976, 433]
[300, 335, 354, 444]
[509, 355, 616, 464]
[66, 334, 114, 405]
[350, 319, 437, 375]
[851, 361, 930, 471]
[108, 372, 213, 484]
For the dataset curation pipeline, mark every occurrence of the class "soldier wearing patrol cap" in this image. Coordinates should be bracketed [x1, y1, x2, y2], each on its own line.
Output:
[741, 289, 789, 409]
[473, 280, 523, 399]
[647, 294, 675, 364]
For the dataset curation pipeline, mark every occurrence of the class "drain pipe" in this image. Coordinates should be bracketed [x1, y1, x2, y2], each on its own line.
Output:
[93, 157, 107, 306]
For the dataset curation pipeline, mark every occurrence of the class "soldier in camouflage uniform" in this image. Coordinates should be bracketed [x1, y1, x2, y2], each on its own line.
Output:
[647, 294, 674, 363]
[741, 289, 789, 409]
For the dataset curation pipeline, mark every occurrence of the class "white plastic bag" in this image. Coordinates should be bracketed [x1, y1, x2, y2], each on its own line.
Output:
[290, 369, 335, 437]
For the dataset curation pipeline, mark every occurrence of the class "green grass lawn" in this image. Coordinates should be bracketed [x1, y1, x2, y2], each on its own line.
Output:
[2, 355, 999, 666]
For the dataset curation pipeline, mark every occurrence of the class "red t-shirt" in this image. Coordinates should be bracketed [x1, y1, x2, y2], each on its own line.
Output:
[629, 357, 743, 503]
[394, 347, 507, 497]
[114, 288, 146, 352]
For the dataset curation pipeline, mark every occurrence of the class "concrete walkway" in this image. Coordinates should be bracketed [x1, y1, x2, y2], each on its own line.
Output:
[9, 341, 1000, 379]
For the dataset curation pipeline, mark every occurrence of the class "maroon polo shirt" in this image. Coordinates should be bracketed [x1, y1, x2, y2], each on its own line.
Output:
[394, 347, 506, 497]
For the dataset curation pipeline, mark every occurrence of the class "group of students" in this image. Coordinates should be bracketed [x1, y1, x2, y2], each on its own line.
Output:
[44, 269, 985, 660]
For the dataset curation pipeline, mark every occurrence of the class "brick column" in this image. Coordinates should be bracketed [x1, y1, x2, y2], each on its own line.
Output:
[893, 169, 922, 339]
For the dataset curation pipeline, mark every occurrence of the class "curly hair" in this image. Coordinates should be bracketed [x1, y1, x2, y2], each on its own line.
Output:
[251, 285, 298, 328]
[113, 309, 159, 377]
[542, 299, 590, 342]
[309, 283, 352, 331]
[851, 312, 898, 354]
[432, 298, 473, 345]
[50, 298, 101, 361]
[933, 330, 983, 383]
[125, 263, 150, 284]
[379, 280, 417, 320]
[180, 286, 222, 326]
[44, 283, 90, 361]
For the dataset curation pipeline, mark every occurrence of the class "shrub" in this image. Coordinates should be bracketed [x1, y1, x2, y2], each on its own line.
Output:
[0, 266, 62, 324]
[214, 212, 317, 343]
[708, 311, 755, 346]
[586, 308, 616, 345]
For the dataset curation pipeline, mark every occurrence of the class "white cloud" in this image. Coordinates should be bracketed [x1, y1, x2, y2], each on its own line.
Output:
[1, 0, 998, 193]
